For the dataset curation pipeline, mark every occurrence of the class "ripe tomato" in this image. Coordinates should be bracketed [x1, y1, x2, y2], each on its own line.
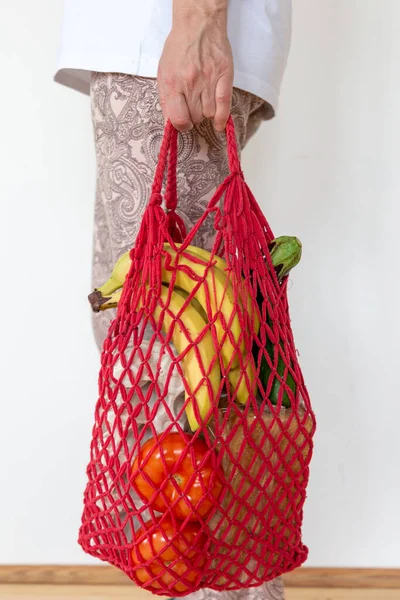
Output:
[132, 517, 206, 593]
[131, 432, 222, 521]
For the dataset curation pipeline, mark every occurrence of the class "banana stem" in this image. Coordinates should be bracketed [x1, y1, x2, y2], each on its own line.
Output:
[100, 289, 122, 311]
[96, 278, 122, 298]
[88, 290, 108, 312]
[88, 289, 122, 312]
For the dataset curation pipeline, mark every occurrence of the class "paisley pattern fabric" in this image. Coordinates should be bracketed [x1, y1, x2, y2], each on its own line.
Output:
[90, 74, 284, 600]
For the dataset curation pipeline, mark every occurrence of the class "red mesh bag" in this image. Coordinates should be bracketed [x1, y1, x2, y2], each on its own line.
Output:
[78, 118, 316, 596]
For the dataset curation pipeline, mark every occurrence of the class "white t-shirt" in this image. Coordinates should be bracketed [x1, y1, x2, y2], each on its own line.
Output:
[54, 0, 291, 114]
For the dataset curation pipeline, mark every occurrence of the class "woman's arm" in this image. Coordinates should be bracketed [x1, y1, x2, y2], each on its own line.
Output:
[157, 0, 233, 132]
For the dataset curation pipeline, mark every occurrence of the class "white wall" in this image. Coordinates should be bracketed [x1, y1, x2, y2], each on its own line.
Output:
[0, 0, 98, 564]
[0, 0, 399, 566]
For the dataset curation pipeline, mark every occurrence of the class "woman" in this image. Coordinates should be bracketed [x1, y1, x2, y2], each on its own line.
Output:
[55, 1, 292, 598]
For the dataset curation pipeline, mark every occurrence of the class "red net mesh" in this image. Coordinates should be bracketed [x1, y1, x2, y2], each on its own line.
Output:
[78, 118, 316, 596]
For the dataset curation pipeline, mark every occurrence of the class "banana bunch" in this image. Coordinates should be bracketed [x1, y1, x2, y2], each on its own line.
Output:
[89, 237, 302, 431]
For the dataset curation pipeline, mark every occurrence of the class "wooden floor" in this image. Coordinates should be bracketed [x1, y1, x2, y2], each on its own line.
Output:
[0, 586, 397, 600]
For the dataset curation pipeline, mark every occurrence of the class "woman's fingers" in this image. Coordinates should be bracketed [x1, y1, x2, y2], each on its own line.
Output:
[161, 80, 232, 132]
[187, 94, 204, 125]
[165, 92, 193, 132]
[214, 73, 233, 132]
[201, 88, 217, 120]
[163, 85, 225, 132]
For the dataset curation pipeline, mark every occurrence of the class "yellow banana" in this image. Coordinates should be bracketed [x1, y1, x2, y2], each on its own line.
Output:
[228, 361, 257, 405]
[98, 289, 122, 310]
[172, 286, 208, 323]
[162, 248, 243, 369]
[100, 286, 219, 431]
[182, 247, 260, 337]
[99, 286, 254, 406]
[172, 285, 249, 405]
[171, 250, 258, 404]
[92, 244, 224, 304]
[167, 245, 260, 335]
[97, 252, 132, 297]
[103, 286, 255, 405]
[91, 245, 258, 337]
[164, 243, 227, 272]
[95, 249, 257, 370]
[154, 287, 220, 431]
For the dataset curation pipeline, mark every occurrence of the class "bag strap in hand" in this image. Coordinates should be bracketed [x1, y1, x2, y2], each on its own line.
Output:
[135, 116, 244, 254]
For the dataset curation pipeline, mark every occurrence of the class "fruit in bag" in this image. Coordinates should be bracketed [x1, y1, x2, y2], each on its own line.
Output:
[207, 406, 314, 586]
[132, 517, 206, 593]
[131, 432, 223, 521]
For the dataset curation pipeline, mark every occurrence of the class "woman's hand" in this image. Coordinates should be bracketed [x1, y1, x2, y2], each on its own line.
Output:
[157, 0, 233, 132]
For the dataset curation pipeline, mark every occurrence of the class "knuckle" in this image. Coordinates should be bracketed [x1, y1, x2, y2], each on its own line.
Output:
[174, 117, 189, 127]
[203, 107, 215, 119]
[202, 66, 214, 80]
[184, 67, 198, 89]
[214, 115, 226, 125]
[172, 117, 192, 131]
[214, 122, 226, 133]
[214, 113, 229, 131]
[216, 93, 232, 104]
[163, 75, 179, 90]
[217, 55, 232, 72]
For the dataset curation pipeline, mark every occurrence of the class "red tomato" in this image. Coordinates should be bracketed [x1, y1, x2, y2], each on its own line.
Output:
[132, 517, 206, 593]
[131, 432, 223, 521]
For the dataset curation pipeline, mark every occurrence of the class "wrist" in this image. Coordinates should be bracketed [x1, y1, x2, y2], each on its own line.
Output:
[173, 0, 228, 28]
